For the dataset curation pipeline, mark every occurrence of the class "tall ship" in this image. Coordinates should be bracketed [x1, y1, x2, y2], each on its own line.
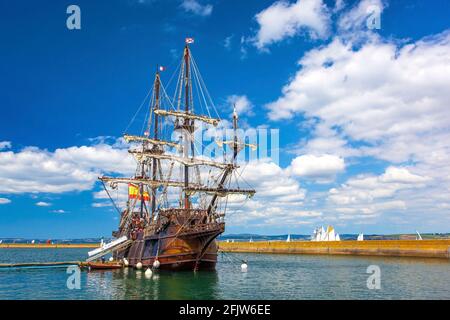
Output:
[97, 40, 255, 271]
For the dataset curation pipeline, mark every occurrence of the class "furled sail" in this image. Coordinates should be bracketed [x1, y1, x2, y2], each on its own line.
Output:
[99, 176, 202, 189]
[216, 139, 257, 151]
[154, 109, 220, 126]
[128, 150, 234, 170]
[184, 186, 256, 197]
[123, 134, 179, 149]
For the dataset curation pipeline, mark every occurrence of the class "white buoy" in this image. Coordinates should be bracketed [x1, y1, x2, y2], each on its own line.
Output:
[153, 259, 160, 269]
[145, 268, 153, 278]
[123, 258, 129, 267]
[241, 263, 248, 272]
[109, 257, 114, 262]
[136, 262, 143, 270]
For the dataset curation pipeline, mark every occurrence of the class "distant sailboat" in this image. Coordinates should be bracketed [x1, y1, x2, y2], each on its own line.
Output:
[0, 240, 2, 244]
[416, 231, 423, 240]
[286, 234, 291, 242]
[31, 240, 35, 244]
[249, 237, 253, 243]
[312, 226, 341, 241]
[357, 233, 364, 241]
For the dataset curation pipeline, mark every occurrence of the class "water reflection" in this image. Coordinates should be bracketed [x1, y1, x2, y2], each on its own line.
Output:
[85, 268, 219, 300]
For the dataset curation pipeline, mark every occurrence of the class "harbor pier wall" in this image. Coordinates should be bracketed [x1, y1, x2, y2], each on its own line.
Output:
[218, 240, 450, 259]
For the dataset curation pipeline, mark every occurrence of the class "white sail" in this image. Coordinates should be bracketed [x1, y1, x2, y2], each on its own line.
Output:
[416, 231, 423, 240]
[326, 226, 336, 241]
[335, 233, 340, 241]
[320, 226, 326, 241]
[357, 233, 364, 241]
[286, 234, 291, 242]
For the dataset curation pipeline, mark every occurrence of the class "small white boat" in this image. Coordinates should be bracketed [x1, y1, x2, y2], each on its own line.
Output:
[357, 233, 364, 241]
[416, 231, 423, 240]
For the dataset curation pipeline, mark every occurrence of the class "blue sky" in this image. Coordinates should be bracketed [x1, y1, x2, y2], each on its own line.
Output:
[0, 0, 449, 238]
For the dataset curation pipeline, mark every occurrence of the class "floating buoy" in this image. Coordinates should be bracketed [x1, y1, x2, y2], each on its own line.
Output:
[145, 268, 153, 278]
[123, 258, 129, 267]
[153, 259, 160, 269]
[109, 257, 114, 262]
[136, 262, 143, 270]
[241, 263, 248, 272]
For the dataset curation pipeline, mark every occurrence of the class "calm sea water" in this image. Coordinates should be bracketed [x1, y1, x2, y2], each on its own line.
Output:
[0, 248, 449, 299]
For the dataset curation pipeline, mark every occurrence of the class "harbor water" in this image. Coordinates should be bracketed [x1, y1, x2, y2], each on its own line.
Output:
[0, 248, 449, 299]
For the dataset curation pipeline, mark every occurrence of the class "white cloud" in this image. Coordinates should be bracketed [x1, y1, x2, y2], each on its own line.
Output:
[226, 95, 253, 116]
[380, 166, 431, 184]
[181, 0, 213, 17]
[265, 29, 450, 229]
[223, 158, 320, 227]
[36, 201, 51, 207]
[289, 154, 345, 180]
[267, 31, 450, 163]
[223, 35, 233, 50]
[0, 141, 11, 150]
[328, 166, 430, 214]
[338, 0, 384, 32]
[51, 209, 66, 214]
[333, 0, 345, 13]
[0, 198, 11, 205]
[0, 141, 135, 194]
[252, 0, 330, 49]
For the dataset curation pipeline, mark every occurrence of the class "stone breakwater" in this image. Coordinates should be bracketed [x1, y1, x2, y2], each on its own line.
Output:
[218, 240, 450, 259]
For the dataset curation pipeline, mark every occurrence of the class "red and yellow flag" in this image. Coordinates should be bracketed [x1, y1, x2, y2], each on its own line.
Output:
[128, 183, 150, 201]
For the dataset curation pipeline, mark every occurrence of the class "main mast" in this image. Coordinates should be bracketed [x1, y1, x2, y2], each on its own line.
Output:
[183, 44, 192, 210]
[151, 71, 161, 218]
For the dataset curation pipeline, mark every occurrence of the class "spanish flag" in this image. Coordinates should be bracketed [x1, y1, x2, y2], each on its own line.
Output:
[128, 183, 150, 201]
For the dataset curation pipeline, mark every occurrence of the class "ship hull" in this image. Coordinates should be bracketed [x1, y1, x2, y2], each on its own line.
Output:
[115, 226, 222, 271]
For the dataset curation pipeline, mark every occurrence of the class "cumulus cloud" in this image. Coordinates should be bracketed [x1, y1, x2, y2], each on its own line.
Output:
[252, 0, 331, 50]
[289, 154, 345, 181]
[0, 141, 11, 150]
[0, 198, 11, 205]
[338, 0, 384, 32]
[51, 209, 66, 214]
[36, 201, 51, 207]
[264, 27, 450, 229]
[223, 35, 233, 50]
[226, 95, 253, 116]
[0, 141, 135, 194]
[327, 166, 430, 217]
[223, 158, 320, 227]
[180, 0, 213, 17]
[267, 31, 450, 163]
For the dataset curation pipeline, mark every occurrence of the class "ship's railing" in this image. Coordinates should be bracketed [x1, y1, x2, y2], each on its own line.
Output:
[179, 222, 225, 236]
